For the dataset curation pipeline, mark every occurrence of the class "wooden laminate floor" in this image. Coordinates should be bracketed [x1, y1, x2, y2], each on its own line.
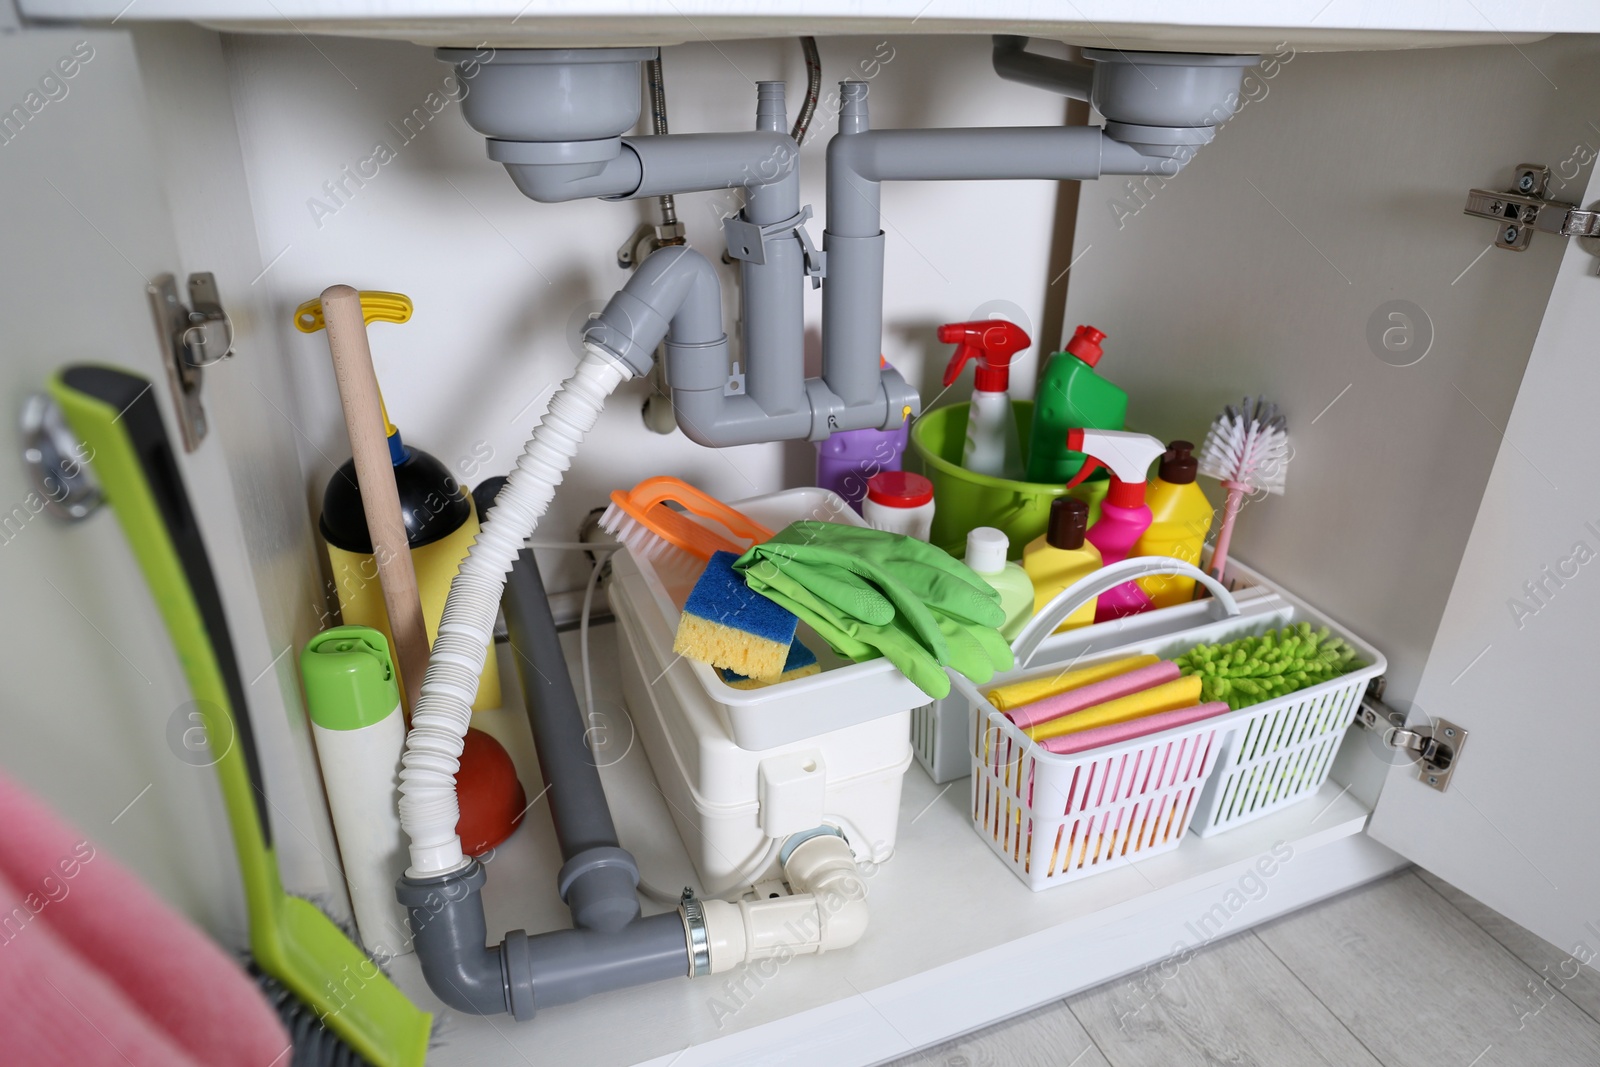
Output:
[892, 869, 1600, 1067]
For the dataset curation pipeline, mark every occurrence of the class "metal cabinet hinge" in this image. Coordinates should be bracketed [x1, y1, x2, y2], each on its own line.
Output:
[1356, 678, 1468, 792]
[1463, 163, 1600, 264]
[19, 393, 101, 523]
[147, 272, 234, 452]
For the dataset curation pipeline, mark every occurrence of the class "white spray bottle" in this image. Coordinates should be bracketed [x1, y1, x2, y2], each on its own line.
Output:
[939, 319, 1030, 480]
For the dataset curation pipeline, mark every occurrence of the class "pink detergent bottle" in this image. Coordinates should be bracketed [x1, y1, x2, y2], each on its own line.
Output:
[1062, 429, 1168, 622]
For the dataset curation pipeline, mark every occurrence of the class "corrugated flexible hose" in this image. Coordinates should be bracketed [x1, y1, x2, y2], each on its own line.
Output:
[398, 344, 630, 875]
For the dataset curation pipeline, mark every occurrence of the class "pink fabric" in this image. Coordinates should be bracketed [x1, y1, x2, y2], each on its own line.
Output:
[0, 774, 290, 1067]
[1006, 660, 1181, 730]
[1040, 701, 1232, 754]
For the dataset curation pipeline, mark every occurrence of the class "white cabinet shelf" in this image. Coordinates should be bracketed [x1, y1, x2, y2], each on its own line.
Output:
[384, 626, 1404, 1066]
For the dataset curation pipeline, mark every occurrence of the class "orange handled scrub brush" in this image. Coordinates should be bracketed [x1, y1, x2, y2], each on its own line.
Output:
[598, 478, 796, 682]
[599, 476, 773, 572]
[1198, 396, 1288, 585]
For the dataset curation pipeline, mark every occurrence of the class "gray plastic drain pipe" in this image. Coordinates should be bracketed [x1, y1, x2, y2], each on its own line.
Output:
[487, 130, 799, 203]
[396, 533, 691, 1019]
[821, 44, 1256, 408]
[436, 42, 1254, 442]
[438, 50, 916, 446]
[821, 85, 1120, 407]
[990, 34, 1094, 100]
[742, 81, 807, 421]
[397, 861, 690, 1019]
[500, 533, 639, 934]
[577, 81, 916, 446]
[396, 523, 876, 1017]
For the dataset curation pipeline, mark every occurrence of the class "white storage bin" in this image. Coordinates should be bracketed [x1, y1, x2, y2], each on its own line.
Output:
[608, 488, 915, 889]
[617, 487, 929, 751]
[953, 558, 1385, 890]
[912, 550, 1281, 784]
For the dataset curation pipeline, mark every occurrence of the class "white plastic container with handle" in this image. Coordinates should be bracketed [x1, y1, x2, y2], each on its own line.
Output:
[953, 556, 1386, 890]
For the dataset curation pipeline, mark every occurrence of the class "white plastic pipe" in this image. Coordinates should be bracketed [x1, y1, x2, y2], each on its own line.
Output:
[398, 344, 632, 875]
[700, 833, 869, 972]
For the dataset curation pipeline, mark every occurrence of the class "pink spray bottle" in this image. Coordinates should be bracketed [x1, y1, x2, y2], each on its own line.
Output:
[1062, 429, 1169, 622]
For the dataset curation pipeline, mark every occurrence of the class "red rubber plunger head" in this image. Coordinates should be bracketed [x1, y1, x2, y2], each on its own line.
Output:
[455, 727, 526, 856]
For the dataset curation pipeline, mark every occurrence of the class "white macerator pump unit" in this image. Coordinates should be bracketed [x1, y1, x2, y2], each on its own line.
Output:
[392, 37, 1258, 1020]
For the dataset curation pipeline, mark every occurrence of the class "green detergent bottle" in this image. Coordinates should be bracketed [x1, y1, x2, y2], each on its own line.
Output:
[1026, 325, 1128, 483]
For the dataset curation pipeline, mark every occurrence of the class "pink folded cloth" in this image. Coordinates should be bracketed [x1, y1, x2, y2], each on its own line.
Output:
[1040, 701, 1232, 755]
[0, 773, 290, 1067]
[1006, 661, 1181, 730]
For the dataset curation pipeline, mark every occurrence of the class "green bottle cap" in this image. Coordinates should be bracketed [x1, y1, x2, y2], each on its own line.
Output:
[300, 625, 401, 731]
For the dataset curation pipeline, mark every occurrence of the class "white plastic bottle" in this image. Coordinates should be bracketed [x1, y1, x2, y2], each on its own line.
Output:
[963, 527, 1033, 640]
[862, 471, 936, 541]
[938, 319, 1031, 480]
[300, 626, 412, 960]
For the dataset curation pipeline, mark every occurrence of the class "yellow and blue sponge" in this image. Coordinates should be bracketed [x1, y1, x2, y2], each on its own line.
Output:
[673, 550, 797, 681]
[718, 640, 820, 690]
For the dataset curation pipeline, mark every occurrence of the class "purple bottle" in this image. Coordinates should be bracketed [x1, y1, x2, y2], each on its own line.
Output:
[816, 424, 909, 513]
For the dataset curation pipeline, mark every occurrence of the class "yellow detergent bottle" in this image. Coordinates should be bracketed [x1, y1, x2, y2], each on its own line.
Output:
[1024, 497, 1103, 632]
[1133, 441, 1215, 608]
[321, 441, 502, 713]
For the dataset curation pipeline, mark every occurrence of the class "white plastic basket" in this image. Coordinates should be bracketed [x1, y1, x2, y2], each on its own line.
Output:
[617, 487, 929, 751]
[955, 557, 1385, 890]
[971, 706, 1225, 889]
[1187, 570, 1385, 836]
[911, 553, 1284, 784]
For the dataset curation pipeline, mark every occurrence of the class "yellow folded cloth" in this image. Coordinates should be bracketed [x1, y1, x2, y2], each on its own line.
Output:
[986, 653, 1159, 712]
[1025, 675, 1204, 743]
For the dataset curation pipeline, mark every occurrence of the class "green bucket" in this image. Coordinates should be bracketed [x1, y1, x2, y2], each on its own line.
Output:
[910, 400, 1108, 559]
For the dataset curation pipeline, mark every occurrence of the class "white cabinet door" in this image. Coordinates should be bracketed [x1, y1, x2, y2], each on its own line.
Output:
[1367, 159, 1600, 960]
[0, 27, 335, 944]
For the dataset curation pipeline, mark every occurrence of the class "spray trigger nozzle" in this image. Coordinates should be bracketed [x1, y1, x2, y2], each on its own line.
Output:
[1060, 428, 1167, 505]
[1063, 456, 1103, 490]
[938, 319, 1031, 391]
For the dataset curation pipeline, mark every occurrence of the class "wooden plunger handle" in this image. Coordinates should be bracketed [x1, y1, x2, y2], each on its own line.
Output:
[319, 284, 429, 715]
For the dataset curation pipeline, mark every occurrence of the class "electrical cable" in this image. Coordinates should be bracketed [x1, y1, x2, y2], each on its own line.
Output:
[703, 839, 783, 898]
[790, 36, 822, 145]
[823, 813, 886, 864]
[578, 553, 605, 748]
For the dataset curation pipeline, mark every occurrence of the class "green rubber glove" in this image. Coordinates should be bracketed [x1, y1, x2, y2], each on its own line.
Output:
[744, 521, 1005, 627]
[738, 559, 928, 684]
[735, 522, 1014, 699]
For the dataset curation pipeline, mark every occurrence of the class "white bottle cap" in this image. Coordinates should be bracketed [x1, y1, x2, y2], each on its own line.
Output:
[964, 527, 1009, 574]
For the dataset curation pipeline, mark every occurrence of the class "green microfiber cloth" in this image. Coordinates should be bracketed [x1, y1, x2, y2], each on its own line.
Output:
[674, 550, 797, 681]
[718, 639, 821, 690]
[1173, 622, 1365, 710]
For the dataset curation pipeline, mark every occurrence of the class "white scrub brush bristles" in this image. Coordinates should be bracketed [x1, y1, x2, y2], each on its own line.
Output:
[1199, 397, 1289, 583]
[1199, 397, 1289, 495]
[597, 498, 701, 574]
